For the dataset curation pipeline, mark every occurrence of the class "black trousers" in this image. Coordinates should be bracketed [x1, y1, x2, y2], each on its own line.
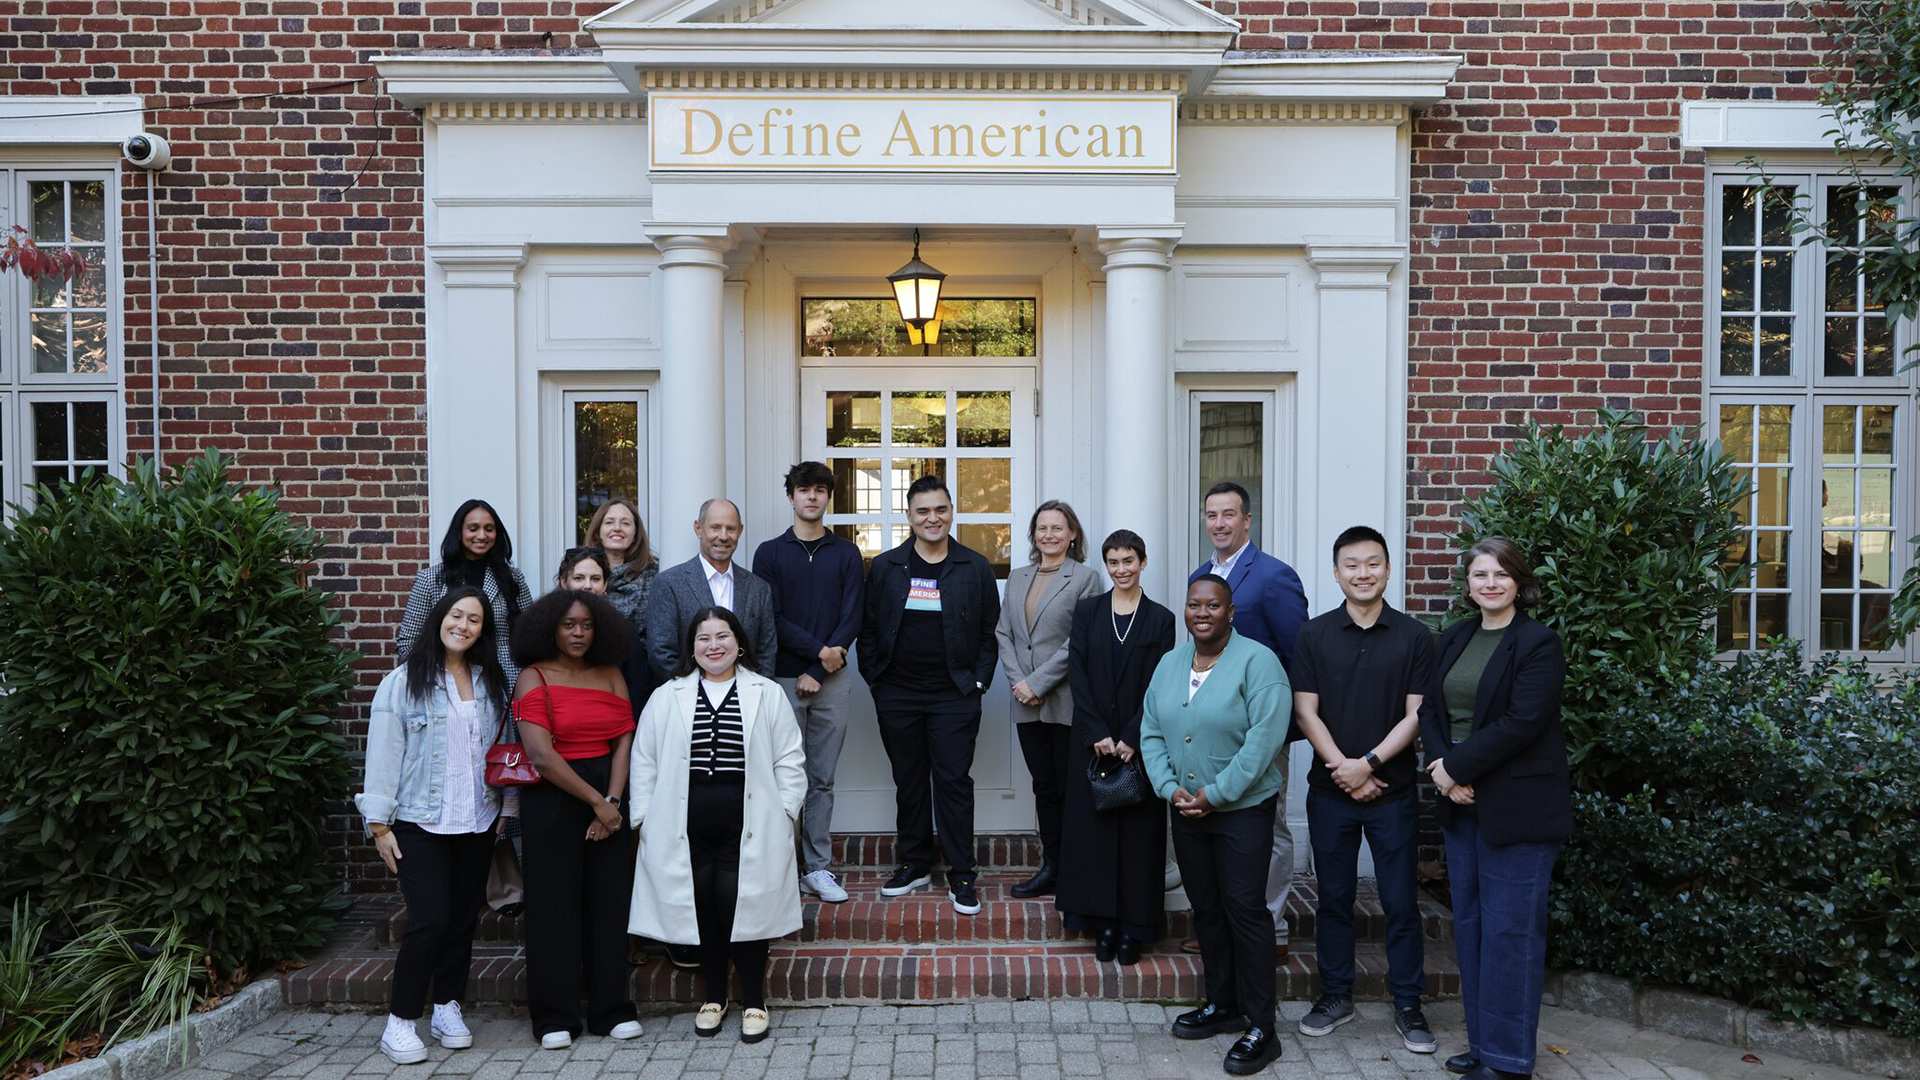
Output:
[1172, 796, 1279, 1031]
[688, 778, 771, 1009]
[521, 755, 637, 1038]
[872, 685, 982, 877]
[389, 824, 494, 1020]
[1015, 721, 1071, 868]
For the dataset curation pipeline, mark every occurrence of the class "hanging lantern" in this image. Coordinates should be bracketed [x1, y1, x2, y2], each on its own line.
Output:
[887, 228, 946, 328]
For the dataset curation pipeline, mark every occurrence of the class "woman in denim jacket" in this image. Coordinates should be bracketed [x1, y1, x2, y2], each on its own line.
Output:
[356, 586, 510, 1066]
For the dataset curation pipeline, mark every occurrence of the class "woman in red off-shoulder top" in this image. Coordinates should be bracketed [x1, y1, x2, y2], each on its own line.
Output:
[510, 589, 642, 1050]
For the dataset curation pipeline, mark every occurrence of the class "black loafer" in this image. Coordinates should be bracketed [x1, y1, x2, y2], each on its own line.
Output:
[1446, 1053, 1481, 1075]
[1010, 862, 1057, 899]
[1172, 1002, 1249, 1040]
[1116, 936, 1142, 966]
[1461, 1065, 1531, 1080]
[1224, 1027, 1283, 1074]
[1094, 928, 1119, 962]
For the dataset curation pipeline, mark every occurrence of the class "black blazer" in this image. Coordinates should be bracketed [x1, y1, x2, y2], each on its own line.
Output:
[1418, 611, 1573, 846]
[856, 538, 1001, 695]
[1066, 591, 1177, 750]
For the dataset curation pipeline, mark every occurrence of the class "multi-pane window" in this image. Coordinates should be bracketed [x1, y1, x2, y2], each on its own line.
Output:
[2, 170, 122, 513]
[1710, 175, 1915, 660]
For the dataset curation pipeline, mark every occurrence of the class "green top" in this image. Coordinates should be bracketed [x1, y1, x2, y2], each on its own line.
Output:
[1444, 624, 1507, 745]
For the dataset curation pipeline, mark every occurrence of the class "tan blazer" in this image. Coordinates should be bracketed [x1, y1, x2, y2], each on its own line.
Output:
[995, 559, 1103, 726]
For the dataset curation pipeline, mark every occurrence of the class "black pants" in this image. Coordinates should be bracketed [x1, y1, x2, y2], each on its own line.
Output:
[1015, 722, 1071, 868]
[389, 824, 494, 1020]
[1172, 796, 1278, 1031]
[688, 778, 770, 1009]
[521, 755, 637, 1038]
[872, 685, 982, 877]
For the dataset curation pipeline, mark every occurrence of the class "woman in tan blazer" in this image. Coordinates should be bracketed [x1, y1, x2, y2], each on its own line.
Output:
[995, 500, 1104, 898]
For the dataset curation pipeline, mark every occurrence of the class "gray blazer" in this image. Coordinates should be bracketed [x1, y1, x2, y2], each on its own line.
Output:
[995, 558, 1104, 726]
[645, 556, 779, 681]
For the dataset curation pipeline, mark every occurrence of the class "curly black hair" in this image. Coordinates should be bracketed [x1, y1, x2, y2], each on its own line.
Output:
[509, 588, 635, 668]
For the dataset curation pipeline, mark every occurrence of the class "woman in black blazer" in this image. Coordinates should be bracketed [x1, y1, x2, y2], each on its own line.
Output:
[1420, 537, 1570, 1080]
[1055, 529, 1178, 965]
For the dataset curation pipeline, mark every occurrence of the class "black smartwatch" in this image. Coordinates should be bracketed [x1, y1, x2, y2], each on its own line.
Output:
[1362, 751, 1382, 771]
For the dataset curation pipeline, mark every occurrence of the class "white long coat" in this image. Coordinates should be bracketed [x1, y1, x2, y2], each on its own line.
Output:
[627, 669, 807, 944]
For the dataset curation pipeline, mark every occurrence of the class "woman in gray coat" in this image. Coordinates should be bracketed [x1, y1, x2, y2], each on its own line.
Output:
[995, 500, 1103, 899]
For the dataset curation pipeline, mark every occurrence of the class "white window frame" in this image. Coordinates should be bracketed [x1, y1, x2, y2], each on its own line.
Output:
[12, 171, 121, 388]
[1706, 166, 1918, 663]
[535, 376, 653, 587]
[1180, 379, 1298, 576]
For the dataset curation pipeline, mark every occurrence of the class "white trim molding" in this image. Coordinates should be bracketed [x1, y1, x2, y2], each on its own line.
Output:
[0, 97, 148, 146]
[1680, 101, 1857, 151]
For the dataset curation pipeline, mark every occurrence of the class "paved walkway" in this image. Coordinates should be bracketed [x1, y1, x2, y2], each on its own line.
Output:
[154, 1001, 1879, 1080]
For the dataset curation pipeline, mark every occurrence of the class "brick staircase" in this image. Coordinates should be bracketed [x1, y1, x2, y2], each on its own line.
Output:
[285, 833, 1457, 1007]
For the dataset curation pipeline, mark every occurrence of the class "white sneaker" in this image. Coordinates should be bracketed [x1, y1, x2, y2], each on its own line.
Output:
[608, 1020, 644, 1040]
[430, 1001, 472, 1049]
[540, 1030, 572, 1050]
[801, 869, 850, 903]
[380, 1015, 428, 1065]
[1164, 861, 1182, 891]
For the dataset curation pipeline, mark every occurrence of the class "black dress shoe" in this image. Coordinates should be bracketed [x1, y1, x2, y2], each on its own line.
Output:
[1461, 1065, 1530, 1080]
[1094, 928, 1119, 962]
[1010, 862, 1057, 898]
[1116, 936, 1142, 966]
[1224, 1027, 1283, 1075]
[1446, 1053, 1482, 1075]
[1172, 1002, 1249, 1040]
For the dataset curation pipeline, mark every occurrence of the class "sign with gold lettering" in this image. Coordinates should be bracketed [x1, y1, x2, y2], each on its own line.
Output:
[649, 92, 1177, 173]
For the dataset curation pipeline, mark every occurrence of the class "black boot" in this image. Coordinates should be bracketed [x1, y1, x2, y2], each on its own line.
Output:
[1094, 928, 1119, 962]
[1010, 862, 1057, 899]
[1224, 1028, 1283, 1074]
[1446, 1053, 1481, 1075]
[1115, 936, 1142, 966]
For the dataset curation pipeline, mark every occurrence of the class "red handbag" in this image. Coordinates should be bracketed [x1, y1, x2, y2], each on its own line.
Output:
[485, 670, 545, 787]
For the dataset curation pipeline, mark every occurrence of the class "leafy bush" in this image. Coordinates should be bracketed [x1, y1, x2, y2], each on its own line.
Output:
[0, 452, 356, 969]
[1551, 646, 1920, 1036]
[1455, 408, 1749, 774]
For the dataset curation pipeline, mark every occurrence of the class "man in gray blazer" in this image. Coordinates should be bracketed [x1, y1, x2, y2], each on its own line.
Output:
[645, 498, 779, 681]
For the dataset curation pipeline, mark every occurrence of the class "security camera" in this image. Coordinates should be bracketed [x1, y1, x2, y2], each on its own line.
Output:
[122, 134, 172, 171]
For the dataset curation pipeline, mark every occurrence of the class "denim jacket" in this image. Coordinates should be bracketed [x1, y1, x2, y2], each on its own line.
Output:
[355, 665, 504, 832]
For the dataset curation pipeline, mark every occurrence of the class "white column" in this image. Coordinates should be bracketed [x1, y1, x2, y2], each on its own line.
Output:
[1097, 225, 1182, 605]
[644, 223, 735, 565]
[425, 242, 527, 545]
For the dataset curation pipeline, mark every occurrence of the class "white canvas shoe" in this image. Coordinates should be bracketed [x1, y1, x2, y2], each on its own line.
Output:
[540, 1030, 573, 1050]
[430, 1001, 472, 1049]
[608, 1020, 644, 1040]
[801, 869, 850, 903]
[380, 1015, 428, 1065]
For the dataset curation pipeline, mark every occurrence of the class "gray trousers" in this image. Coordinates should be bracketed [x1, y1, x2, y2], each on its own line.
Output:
[1267, 756, 1294, 944]
[779, 671, 855, 875]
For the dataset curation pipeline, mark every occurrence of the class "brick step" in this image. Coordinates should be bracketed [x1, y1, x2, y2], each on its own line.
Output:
[377, 875, 1450, 947]
[284, 939, 1460, 1008]
[831, 833, 1047, 871]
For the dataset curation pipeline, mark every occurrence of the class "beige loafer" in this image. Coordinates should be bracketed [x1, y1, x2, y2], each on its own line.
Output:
[740, 1007, 771, 1044]
[695, 1002, 726, 1037]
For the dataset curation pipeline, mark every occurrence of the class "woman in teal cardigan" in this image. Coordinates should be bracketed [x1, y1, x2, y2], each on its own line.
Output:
[1141, 574, 1292, 1077]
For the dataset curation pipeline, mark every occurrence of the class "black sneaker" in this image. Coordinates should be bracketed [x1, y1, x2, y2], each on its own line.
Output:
[879, 863, 931, 896]
[1298, 994, 1355, 1037]
[666, 943, 700, 970]
[1396, 1006, 1437, 1053]
[948, 875, 982, 916]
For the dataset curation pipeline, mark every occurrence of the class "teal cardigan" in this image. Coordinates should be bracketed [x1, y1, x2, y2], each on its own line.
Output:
[1140, 632, 1292, 813]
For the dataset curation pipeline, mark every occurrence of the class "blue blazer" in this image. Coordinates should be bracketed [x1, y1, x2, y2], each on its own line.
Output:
[1189, 543, 1309, 668]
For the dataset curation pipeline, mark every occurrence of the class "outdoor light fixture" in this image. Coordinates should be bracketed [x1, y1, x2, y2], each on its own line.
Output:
[905, 318, 942, 346]
[887, 228, 946, 329]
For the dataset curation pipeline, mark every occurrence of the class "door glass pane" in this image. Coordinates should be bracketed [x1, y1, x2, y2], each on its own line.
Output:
[890, 457, 946, 504]
[802, 298, 1036, 357]
[826, 391, 882, 447]
[956, 522, 1012, 578]
[891, 391, 947, 447]
[956, 458, 1012, 514]
[830, 458, 883, 515]
[1197, 400, 1265, 554]
[956, 391, 1013, 448]
[572, 400, 640, 544]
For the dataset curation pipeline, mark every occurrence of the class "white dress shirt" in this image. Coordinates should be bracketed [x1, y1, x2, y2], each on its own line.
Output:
[701, 554, 736, 610]
[1210, 540, 1250, 580]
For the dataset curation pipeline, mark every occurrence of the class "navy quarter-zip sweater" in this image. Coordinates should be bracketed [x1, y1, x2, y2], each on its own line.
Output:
[752, 527, 867, 681]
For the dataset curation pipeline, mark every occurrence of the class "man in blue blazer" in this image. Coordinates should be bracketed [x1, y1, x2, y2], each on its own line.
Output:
[1185, 481, 1309, 959]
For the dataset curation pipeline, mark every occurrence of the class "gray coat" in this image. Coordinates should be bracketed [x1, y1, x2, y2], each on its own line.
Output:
[645, 556, 779, 681]
[995, 559, 1103, 726]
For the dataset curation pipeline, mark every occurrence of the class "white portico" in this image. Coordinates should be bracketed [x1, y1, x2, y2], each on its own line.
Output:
[376, 0, 1458, 840]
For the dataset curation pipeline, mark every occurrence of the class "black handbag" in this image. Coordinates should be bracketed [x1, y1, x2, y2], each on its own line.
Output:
[1086, 752, 1150, 812]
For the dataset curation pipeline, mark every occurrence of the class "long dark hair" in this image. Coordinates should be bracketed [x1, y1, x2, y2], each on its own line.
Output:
[672, 605, 758, 679]
[402, 586, 509, 718]
[438, 498, 522, 623]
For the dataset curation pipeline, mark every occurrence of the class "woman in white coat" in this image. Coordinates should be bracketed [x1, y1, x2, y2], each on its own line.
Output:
[629, 605, 806, 1044]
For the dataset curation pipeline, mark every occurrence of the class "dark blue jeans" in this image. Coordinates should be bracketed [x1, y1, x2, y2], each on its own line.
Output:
[1444, 813, 1560, 1073]
[1306, 789, 1426, 1008]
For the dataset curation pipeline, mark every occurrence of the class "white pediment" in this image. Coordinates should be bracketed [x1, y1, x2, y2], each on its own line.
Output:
[586, 0, 1237, 31]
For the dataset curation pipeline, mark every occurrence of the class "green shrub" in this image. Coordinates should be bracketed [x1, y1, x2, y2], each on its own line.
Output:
[1455, 408, 1750, 776]
[1550, 645, 1920, 1035]
[0, 452, 356, 969]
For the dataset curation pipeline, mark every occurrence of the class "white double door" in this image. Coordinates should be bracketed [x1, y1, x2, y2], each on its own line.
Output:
[799, 364, 1041, 835]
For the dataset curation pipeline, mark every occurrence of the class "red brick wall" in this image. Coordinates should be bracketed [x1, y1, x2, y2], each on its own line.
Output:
[1201, 0, 1827, 613]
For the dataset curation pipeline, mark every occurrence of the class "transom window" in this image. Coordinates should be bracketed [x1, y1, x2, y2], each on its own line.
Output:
[1708, 174, 1915, 660]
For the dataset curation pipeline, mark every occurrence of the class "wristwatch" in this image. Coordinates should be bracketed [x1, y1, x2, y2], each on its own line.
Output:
[1362, 752, 1382, 771]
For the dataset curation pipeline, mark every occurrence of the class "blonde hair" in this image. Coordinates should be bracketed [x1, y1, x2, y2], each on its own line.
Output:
[584, 498, 655, 570]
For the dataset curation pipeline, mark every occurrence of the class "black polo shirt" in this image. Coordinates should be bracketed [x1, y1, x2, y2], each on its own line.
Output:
[1290, 601, 1436, 804]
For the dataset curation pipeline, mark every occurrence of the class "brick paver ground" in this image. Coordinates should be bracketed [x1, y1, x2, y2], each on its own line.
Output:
[150, 1001, 1879, 1080]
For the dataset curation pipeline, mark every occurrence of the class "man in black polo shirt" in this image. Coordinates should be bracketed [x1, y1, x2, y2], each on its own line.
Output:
[1291, 525, 1437, 1055]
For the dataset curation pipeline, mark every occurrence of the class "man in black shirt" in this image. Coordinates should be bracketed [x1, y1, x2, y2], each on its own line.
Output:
[855, 475, 1001, 916]
[1290, 526, 1436, 1055]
